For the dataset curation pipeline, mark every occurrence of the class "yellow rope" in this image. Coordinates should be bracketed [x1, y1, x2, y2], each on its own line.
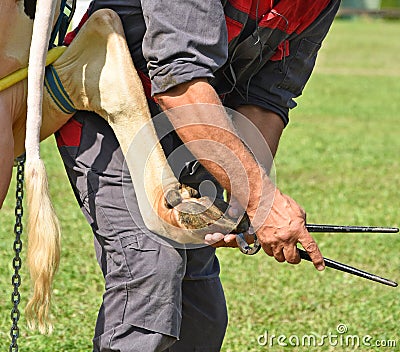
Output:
[0, 46, 67, 93]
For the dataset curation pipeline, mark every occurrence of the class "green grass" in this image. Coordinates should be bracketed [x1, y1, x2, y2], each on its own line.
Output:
[1, 18, 400, 351]
[382, 0, 400, 7]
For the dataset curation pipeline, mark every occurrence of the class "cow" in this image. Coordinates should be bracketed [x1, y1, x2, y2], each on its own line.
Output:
[0, 0, 247, 333]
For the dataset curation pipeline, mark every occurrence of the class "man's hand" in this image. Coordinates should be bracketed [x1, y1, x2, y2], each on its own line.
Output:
[205, 189, 325, 271]
[256, 189, 325, 270]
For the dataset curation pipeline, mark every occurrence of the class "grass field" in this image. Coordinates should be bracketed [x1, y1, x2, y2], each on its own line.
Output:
[1, 18, 399, 351]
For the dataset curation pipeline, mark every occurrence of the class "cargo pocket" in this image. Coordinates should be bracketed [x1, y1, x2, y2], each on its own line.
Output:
[120, 233, 159, 252]
[279, 38, 321, 97]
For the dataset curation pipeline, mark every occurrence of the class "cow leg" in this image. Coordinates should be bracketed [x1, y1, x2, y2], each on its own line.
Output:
[52, 9, 248, 243]
[0, 96, 14, 208]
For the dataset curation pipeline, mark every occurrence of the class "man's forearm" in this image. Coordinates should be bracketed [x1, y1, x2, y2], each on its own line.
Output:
[154, 78, 273, 219]
[155, 78, 325, 270]
[235, 105, 284, 159]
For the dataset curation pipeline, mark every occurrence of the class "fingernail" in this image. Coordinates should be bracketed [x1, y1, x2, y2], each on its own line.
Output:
[317, 265, 325, 271]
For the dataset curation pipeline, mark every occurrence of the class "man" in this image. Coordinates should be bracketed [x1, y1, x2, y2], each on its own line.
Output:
[57, 0, 340, 350]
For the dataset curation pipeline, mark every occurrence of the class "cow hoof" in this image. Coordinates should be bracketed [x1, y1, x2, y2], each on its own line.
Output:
[164, 184, 199, 208]
[174, 196, 250, 234]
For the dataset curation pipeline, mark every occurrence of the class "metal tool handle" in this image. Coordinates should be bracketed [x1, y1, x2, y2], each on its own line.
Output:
[235, 233, 261, 255]
[306, 224, 399, 233]
[299, 249, 398, 287]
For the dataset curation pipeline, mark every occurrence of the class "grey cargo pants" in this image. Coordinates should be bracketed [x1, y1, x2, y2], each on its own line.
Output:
[57, 111, 228, 351]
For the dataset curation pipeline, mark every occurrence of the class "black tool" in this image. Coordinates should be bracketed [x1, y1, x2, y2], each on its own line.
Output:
[306, 224, 399, 233]
[236, 223, 399, 287]
[301, 223, 398, 287]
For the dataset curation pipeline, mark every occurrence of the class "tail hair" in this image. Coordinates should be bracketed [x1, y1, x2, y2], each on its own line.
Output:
[24, 158, 61, 334]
